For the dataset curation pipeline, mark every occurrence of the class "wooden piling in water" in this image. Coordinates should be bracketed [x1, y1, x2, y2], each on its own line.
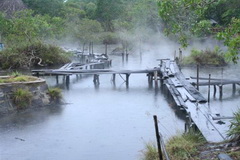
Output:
[219, 85, 223, 99]
[122, 53, 124, 62]
[93, 74, 100, 84]
[66, 75, 70, 85]
[153, 115, 163, 160]
[112, 74, 116, 83]
[197, 65, 199, 91]
[208, 74, 211, 103]
[92, 42, 93, 54]
[233, 83, 236, 95]
[56, 75, 59, 84]
[105, 43, 108, 55]
[213, 85, 217, 97]
[154, 71, 158, 88]
[126, 74, 130, 86]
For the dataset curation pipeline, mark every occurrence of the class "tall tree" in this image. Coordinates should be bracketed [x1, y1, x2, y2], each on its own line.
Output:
[0, 0, 26, 17]
[158, 0, 240, 62]
[95, 0, 123, 31]
[22, 0, 64, 17]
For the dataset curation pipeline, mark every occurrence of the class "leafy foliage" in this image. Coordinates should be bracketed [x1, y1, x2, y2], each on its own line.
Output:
[48, 88, 62, 101]
[0, 42, 70, 69]
[228, 109, 240, 141]
[12, 88, 33, 109]
[95, 0, 123, 31]
[217, 18, 240, 63]
[182, 47, 227, 66]
[22, 0, 65, 17]
[158, 0, 240, 62]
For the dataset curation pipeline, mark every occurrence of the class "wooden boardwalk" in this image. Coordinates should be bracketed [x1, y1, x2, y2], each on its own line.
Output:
[159, 59, 233, 143]
[32, 60, 237, 142]
[32, 62, 160, 86]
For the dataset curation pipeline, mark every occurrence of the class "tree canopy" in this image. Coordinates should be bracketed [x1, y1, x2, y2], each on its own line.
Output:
[0, 0, 238, 64]
[158, 0, 240, 62]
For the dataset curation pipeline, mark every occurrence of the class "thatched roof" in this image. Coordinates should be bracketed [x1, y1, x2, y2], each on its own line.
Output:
[0, 0, 26, 17]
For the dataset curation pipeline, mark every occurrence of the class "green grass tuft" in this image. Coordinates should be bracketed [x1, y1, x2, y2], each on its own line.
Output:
[12, 88, 33, 109]
[166, 131, 206, 160]
[140, 142, 159, 160]
[48, 88, 62, 101]
[228, 109, 240, 141]
[0, 75, 38, 83]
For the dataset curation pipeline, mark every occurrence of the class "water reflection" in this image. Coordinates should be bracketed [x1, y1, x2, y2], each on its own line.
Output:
[0, 105, 63, 133]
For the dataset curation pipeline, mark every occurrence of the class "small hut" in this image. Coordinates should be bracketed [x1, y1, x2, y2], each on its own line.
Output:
[0, 0, 26, 17]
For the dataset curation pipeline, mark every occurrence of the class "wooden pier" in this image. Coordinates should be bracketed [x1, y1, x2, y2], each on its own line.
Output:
[32, 62, 160, 87]
[159, 59, 236, 143]
[189, 76, 240, 97]
[31, 60, 238, 142]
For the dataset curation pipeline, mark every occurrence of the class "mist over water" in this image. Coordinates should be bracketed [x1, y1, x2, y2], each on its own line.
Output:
[0, 35, 239, 160]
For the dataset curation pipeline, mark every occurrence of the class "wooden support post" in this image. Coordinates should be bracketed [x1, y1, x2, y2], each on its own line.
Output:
[93, 74, 100, 85]
[208, 74, 211, 103]
[66, 75, 70, 86]
[196, 65, 199, 91]
[213, 85, 216, 97]
[147, 74, 151, 83]
[56, 75, 59, 84]
[105, 43, 108, 55]
[154, 71, 158, 88]
[233, 83, 236, 95]
[153, 115, 163, 160]
[122, 53, 125, 62]
[126, 74, 130, 86]
[92, 42, 94, 55]
[112, 74, 116, 83]
[89, 42, 91, 54]
[179, 48, 182, 62]
[219, 85, 223, 100]
[110, 60, 112, 67]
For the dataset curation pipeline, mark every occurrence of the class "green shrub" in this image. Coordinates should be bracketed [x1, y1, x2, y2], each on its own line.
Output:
[228, 109, 240, 141]
[0, 42, 71, 69]
[99, 32, 119, 44]
[11, 71, 22, 77]
[141, 142, 159, 160]
[182, 47, 227, 66]
[12, 88, 33, 109]
[166, 131, 206, 160]
[48, 88, 62, 101]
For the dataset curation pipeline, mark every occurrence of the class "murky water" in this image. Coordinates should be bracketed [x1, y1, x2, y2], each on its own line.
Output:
[0, 44, 239, 160]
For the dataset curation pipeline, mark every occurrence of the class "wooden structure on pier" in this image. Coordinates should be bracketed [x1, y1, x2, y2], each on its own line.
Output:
[32, 62, 159, 87]
[190, 77, 240, 97]
[159, 59, 234, 143]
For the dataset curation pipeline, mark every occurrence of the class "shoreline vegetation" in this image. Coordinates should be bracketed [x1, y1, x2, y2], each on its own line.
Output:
[141, 109, 240, 160]
[181, 47, 228, 67]
[0, 73, 62, 112]
[0, 42, 71, 70]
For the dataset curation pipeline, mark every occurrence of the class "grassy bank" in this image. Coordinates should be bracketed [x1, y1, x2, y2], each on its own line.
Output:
[182, 47, 227, 66]
[141, 109, 240, 160]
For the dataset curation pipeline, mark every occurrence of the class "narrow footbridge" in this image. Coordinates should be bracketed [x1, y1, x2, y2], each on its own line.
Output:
[159, 59, 237, 143]
[32, 60, 237, 142]
[32, 62, 159, 86]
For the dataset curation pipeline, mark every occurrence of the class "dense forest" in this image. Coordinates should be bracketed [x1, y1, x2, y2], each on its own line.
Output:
[0, 0, 239, 68]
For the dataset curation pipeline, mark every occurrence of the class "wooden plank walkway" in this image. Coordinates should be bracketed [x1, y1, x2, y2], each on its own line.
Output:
[32, 62, 160, 86]
[190, 77, 240, 86]
[159, 59, 231, 143]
